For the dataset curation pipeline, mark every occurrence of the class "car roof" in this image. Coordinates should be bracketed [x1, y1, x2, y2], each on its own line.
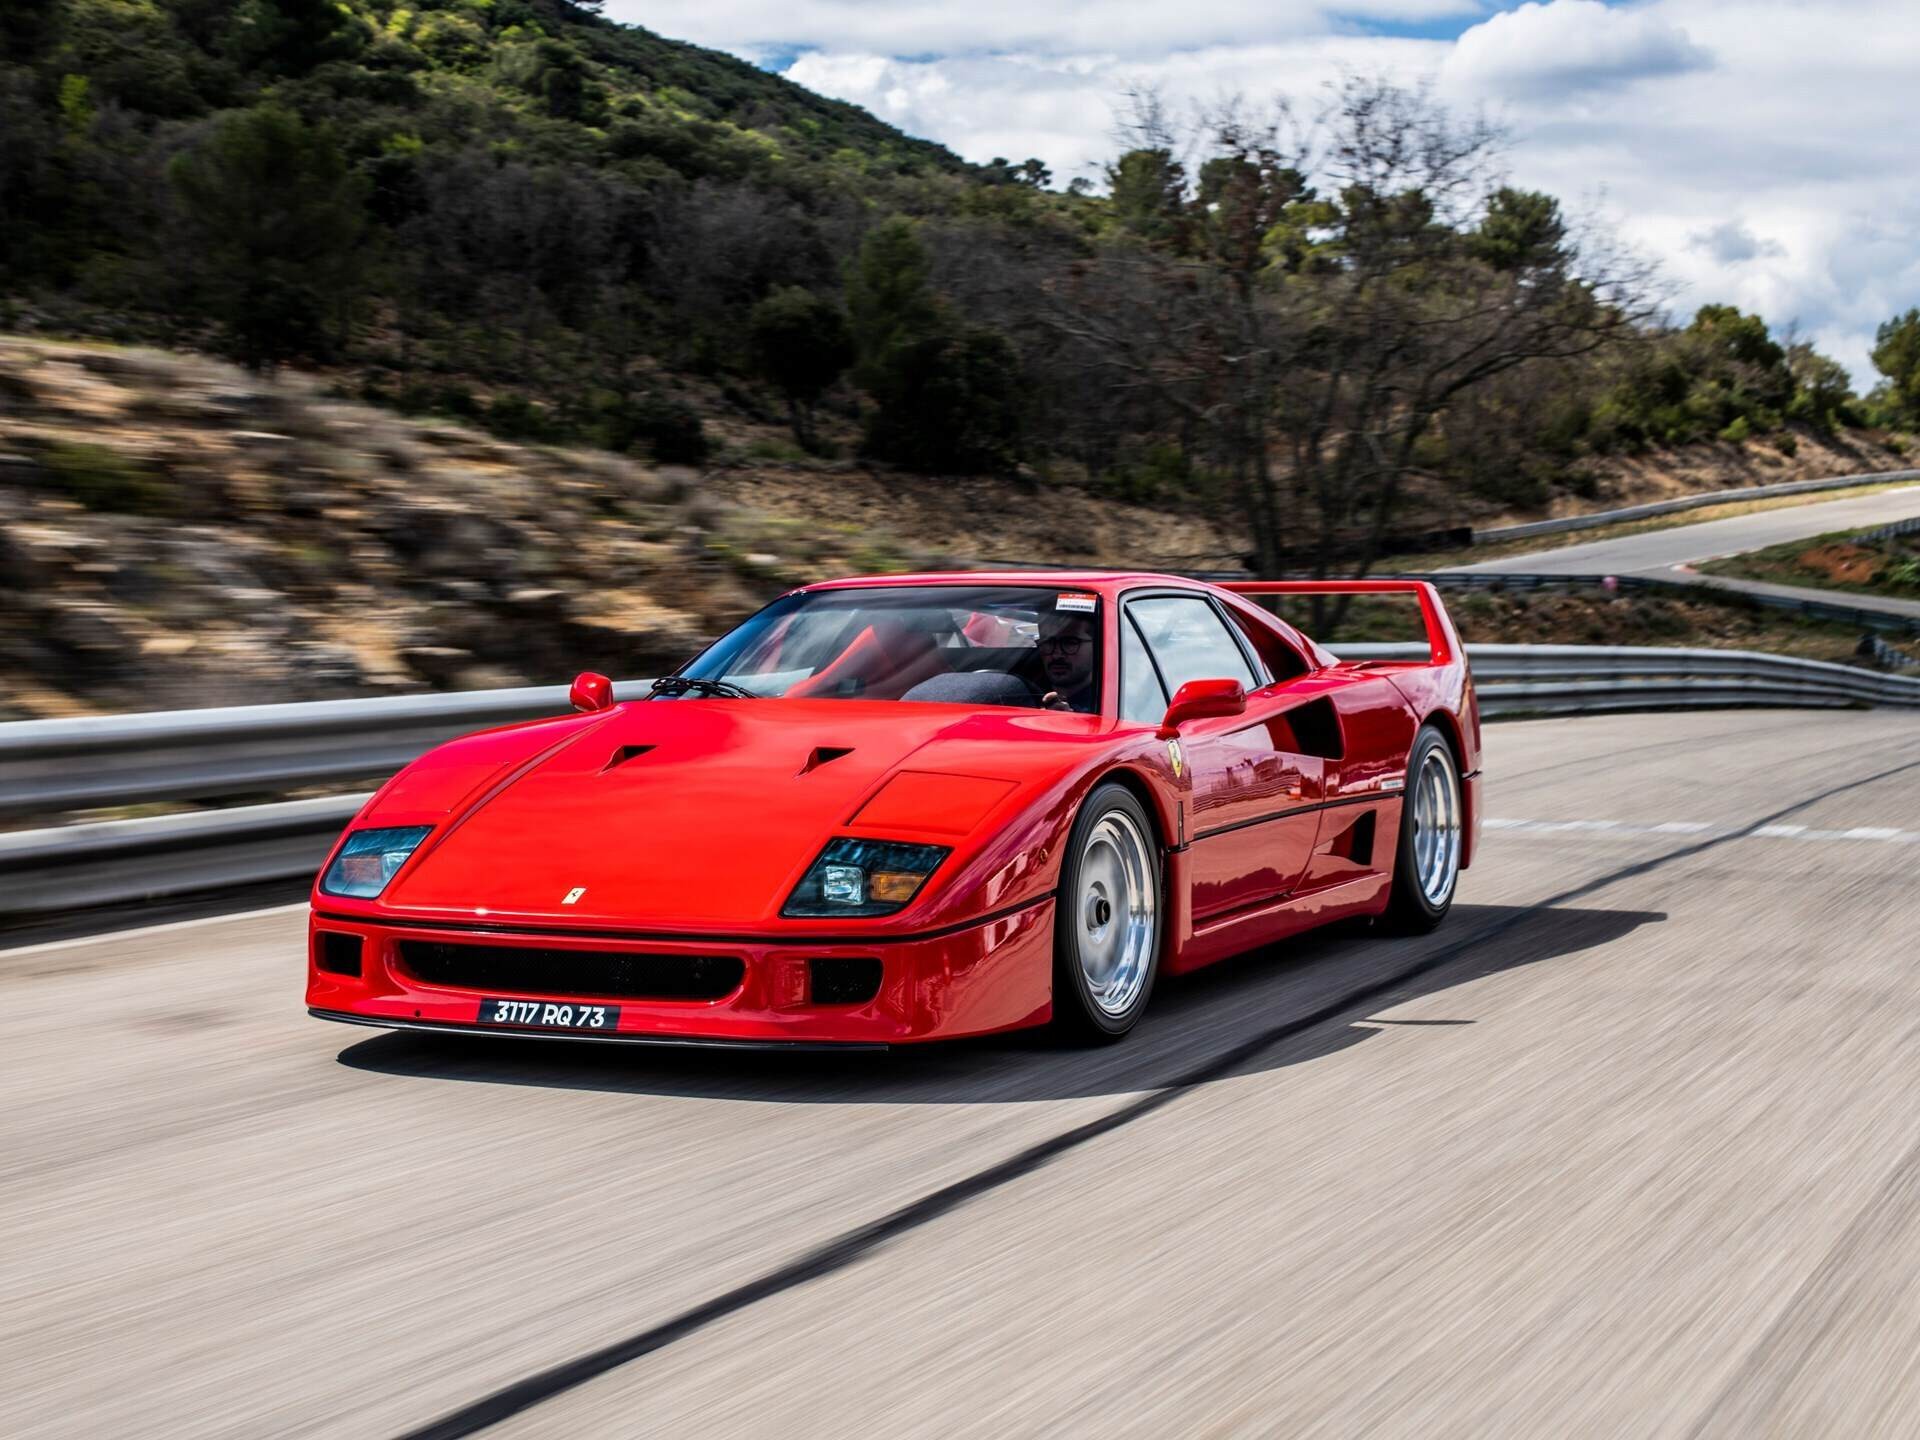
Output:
[799, 570, 1212, 594]
[792, 570, 1334, 669]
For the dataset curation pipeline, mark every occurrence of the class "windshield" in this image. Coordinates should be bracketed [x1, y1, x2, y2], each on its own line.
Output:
[675, 585, 1104, 713]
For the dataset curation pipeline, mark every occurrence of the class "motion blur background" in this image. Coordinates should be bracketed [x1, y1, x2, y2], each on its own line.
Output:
[7, 5, 1920, 1437]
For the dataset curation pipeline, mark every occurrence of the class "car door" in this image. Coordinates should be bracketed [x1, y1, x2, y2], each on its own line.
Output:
[1124, 594, 1324, 923]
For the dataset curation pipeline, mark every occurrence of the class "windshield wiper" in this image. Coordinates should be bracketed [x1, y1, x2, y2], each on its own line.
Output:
[649, 676, 759, 700]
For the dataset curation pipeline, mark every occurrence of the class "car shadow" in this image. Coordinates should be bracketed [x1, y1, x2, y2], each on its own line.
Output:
[334, 902, 1663, 1105]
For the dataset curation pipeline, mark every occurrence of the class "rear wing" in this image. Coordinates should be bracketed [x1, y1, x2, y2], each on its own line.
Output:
[1215, 580, 1461, 668]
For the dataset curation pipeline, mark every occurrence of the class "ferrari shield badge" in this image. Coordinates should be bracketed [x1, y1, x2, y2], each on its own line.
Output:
[562, 886, 587, 905]
[1166, 738, 1184, 778]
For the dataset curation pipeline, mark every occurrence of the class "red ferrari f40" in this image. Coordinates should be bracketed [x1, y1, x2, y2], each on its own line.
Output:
[307, 573, 1480, 1046]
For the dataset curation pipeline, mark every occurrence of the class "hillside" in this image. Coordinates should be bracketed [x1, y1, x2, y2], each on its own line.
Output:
[1, 0, 1020, 441]
[6, 336, 1916, 724]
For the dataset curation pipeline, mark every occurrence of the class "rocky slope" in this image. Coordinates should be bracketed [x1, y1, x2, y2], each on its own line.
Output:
[0, 337, 1239, 718]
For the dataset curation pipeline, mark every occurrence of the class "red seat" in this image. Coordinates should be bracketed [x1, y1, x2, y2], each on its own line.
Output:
[785, 619, 948, 700]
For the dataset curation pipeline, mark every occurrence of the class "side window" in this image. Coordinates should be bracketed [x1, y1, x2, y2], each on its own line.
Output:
[1129, 596, 1257, 695]
[1119, 615, 1169, 724]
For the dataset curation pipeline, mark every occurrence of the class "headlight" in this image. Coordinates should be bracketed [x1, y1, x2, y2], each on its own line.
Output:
[783, 838, 949, 918]
[320, 825, 434, 899]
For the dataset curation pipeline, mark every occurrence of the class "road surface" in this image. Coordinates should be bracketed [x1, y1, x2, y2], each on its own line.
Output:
[1460, 482, 1920, 621]
[6, 710, 1920, 1438]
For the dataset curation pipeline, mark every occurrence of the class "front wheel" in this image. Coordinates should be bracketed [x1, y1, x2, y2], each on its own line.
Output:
[1383, 725, 1462, 934]
[1052, 783, 1162, 1041]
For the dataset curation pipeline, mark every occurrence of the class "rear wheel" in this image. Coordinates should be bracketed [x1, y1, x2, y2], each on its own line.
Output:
[1383, 725, 1462, 933]
[1052, 783, 1162, 1041]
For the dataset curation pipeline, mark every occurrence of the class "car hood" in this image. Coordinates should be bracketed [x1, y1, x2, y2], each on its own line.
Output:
[375, 698, 1089, 930]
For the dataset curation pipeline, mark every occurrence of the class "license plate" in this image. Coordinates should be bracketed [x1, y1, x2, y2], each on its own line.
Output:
[477, 998, 621, 1032]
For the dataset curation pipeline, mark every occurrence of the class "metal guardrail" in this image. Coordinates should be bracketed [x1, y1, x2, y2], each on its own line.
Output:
[1334, 643, 1920, 715]
[0, 679, 655, 821]
[1474, 469, 1920, 544]
[2, 654, 1916, 922]
[1857, 515, 1920, 544]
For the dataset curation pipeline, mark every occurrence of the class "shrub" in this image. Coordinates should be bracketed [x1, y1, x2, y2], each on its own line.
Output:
[748, 287, 853, 451]
[38, 441, 175, 514]
[593, 393, 713, 465]
[862, 327, 1028, 474]
[1718, 416, 1751, 444]
[483, 392, 558, 441]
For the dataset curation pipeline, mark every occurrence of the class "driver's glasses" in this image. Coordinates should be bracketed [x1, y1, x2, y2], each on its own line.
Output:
[1040, 636, 1086, 656]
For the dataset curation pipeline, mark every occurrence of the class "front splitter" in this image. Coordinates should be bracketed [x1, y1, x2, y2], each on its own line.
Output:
[308, 1008, 893, 1052]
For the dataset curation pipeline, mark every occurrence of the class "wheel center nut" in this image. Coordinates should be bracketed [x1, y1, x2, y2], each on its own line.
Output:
[1094, 897, 1112, 926]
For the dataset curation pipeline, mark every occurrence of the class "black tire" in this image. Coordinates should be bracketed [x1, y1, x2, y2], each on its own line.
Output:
[1052, 782, 1163, 1042]
[1383, 725, 1462, 934]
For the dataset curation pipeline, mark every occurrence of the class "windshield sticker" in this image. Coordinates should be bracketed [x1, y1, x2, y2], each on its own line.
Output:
[1055, 593, 1098, 613]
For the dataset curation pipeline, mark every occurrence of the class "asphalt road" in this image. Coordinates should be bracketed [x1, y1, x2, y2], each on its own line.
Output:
[7, 709, 1920, 1438]
[1460, 482, 1920, 619]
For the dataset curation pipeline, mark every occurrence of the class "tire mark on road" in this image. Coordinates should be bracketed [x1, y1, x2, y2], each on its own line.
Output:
[395, 748, 1920, 1440]
[1686, 1128, 1920, 1435]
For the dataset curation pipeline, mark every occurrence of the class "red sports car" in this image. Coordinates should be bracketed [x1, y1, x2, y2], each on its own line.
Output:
[306, 573, 1480, 1046]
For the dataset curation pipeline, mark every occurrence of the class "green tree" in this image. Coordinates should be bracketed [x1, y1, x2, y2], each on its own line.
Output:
[169, 106, 368, 367]
[864, 327, 1027, 474]
[58, 74, 95, 136]
[1872, 309, 1920, 421]
[1690, 304, 1786, 371]
[844, 217, 939, 389]
[223, 0, 363, 77]
[0, 0, 55, 61]
[1106, 147, 1185, 245]
[1470, 188, 1567, 272]
[1785, 341, 1854, 433]
[748, 286, 854, 452]
[498, 39, 601, 122]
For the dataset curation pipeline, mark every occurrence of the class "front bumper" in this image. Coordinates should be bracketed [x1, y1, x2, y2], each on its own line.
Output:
[304, 900, 1055, 1046]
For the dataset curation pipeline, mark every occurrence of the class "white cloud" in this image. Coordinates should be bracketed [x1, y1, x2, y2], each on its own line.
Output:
[606, 0, 1478, 62]
[1689, 219, 1784, 264]
[785, 41, 1442, 183]
[604, 0, 1920, 388]
[1442, 0, 1711, 96]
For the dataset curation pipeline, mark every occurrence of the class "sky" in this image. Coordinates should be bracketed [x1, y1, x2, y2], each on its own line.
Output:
[604, 0, 1920, 387]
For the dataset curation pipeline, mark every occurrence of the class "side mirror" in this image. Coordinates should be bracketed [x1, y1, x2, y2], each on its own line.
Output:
[569, 671, 614, 713]
[1157, 677, 1245, 738]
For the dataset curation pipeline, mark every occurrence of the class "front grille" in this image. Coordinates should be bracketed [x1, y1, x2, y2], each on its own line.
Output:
[396, 940, 744, 1001]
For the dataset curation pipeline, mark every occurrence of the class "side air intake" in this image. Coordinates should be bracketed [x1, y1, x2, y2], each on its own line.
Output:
[603, 744, 656, 771]
[809, 957, 883, 1006]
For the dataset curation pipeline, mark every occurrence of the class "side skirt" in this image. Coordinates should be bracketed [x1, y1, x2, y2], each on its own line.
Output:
[1166, 871, 1393, 976]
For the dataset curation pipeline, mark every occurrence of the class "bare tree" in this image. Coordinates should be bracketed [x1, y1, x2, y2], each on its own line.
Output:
[1035, 77, 1659, 627]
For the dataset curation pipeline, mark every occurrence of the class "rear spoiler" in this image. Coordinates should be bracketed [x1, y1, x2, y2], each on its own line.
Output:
[1215, 580, 1460, 667]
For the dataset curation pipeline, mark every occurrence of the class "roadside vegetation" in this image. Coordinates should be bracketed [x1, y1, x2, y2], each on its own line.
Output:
[1699, 526, 1920, 603]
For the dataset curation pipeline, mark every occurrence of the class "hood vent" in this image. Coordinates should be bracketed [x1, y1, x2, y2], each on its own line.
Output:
[602, 744, 656, 772]
[800, 745, 854, 775]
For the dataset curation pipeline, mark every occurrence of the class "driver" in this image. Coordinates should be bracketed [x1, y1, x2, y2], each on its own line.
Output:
[1037, 609, 1097, 713]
